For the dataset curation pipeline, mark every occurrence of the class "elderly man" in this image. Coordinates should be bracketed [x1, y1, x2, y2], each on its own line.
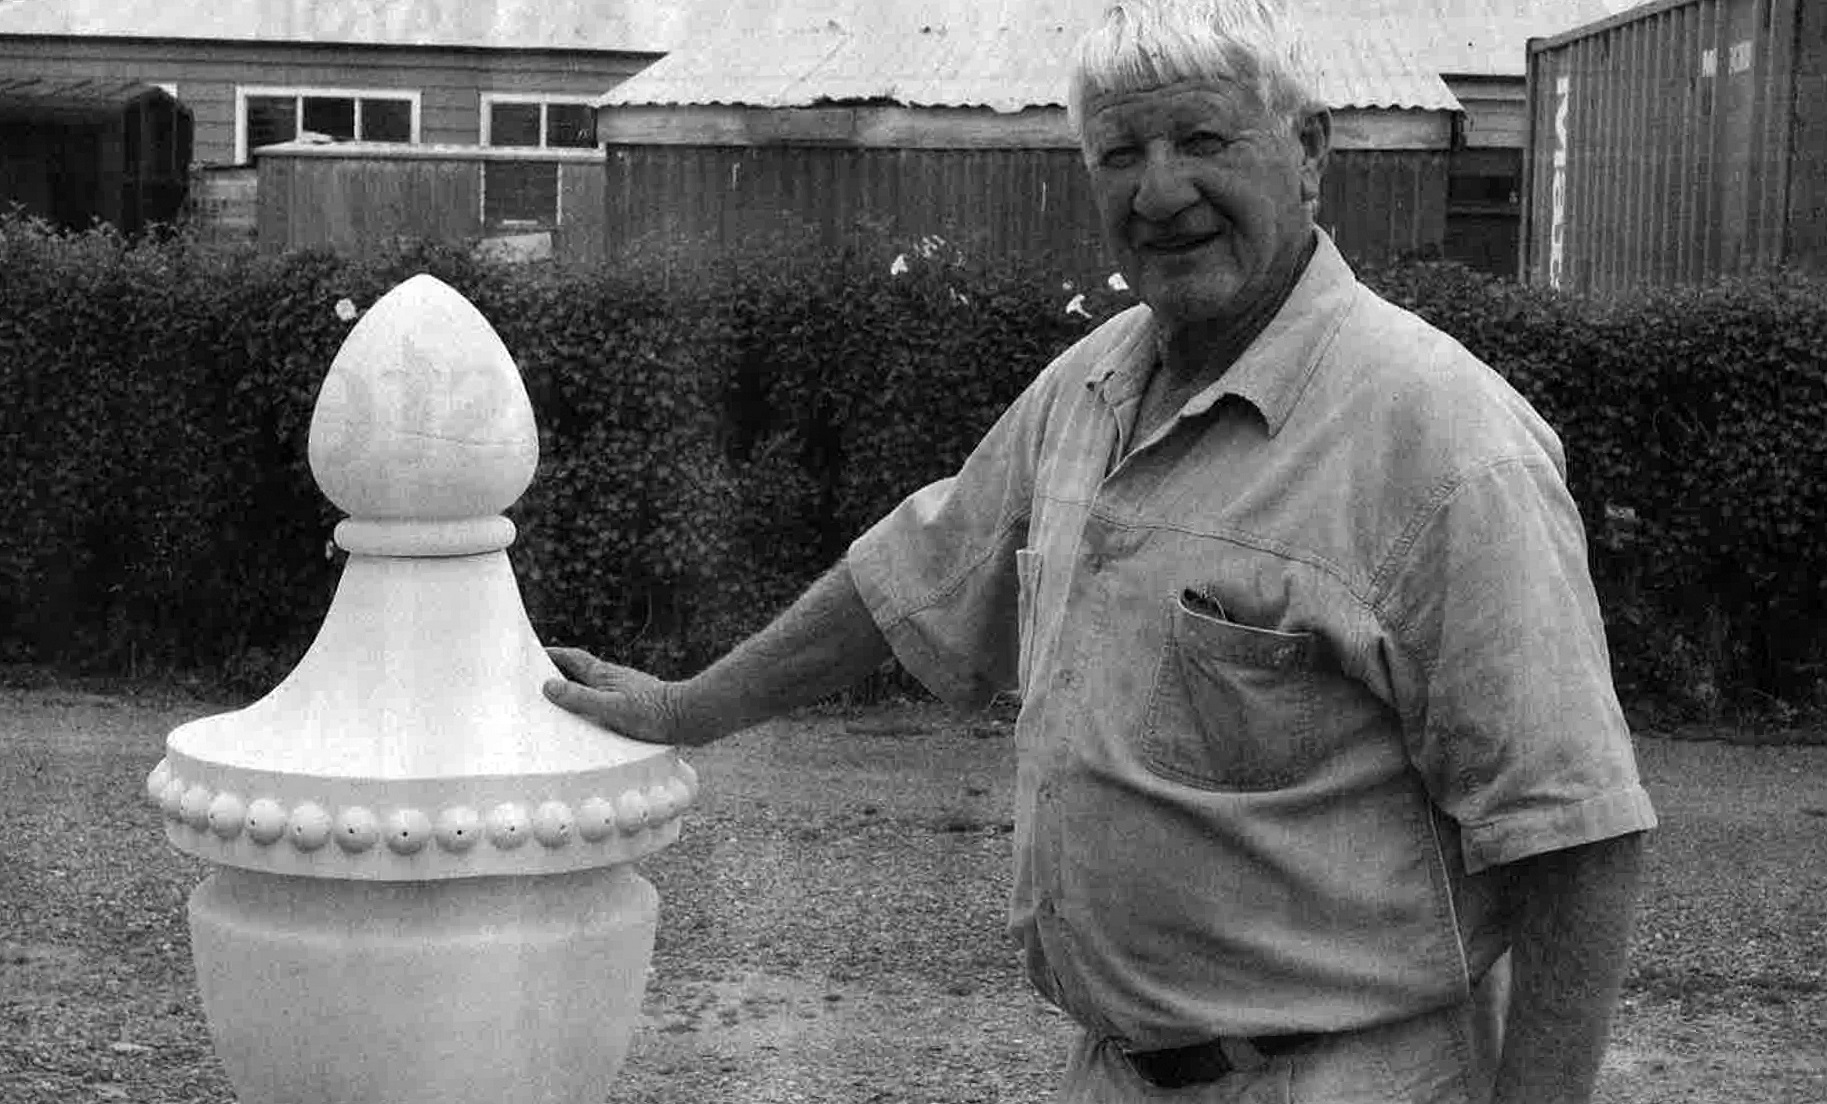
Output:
[545, 1, 1657, 1100]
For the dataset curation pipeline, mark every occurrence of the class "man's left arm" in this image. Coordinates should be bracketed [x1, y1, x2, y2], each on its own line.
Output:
[1491, 830, 1648, 1104]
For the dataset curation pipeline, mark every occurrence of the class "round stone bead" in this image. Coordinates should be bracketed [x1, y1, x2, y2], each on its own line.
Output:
[336, 807, 380, 853]
[385, 809, 433, 855]
[665, 776, 693, 815]
[486, 803, 530, 850]
[159, 778, 186, 819]
[180, 785, 214, 830]
[206, 792, 246, 840]
[245, 799, 288, 845]
[577, 797, 617, 842]
[435, 806, 482, 853]
[289, 803, 333, 852]
[614, 790, 651, 833]
[645, 783, 677, 822]
[532, 801, 573, 848]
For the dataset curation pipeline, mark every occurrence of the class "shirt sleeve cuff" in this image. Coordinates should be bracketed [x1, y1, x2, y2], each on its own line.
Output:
[845, 540, 1002, 712]
[1460, 785, 1659, 874]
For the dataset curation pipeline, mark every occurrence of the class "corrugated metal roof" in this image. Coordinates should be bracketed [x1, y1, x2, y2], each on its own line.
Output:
[0, 0, 1636, 79]
[0, 76, 174, 123]
[598, 5, 1463, 114]
[0, 0, 700, 54]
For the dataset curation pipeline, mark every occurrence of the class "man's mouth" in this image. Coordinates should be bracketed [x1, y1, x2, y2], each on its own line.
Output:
[1140, 231, 1220, 255]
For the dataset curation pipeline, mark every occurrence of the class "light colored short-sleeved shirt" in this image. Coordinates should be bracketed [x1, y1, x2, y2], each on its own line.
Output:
[846, 231, 1656, 1049]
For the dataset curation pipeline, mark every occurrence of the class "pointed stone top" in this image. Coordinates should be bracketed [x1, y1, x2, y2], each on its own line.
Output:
[308, 275, 538, 555]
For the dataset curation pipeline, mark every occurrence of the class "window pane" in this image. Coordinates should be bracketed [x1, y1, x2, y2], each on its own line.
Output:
[246, 95, 297, 152]
[546, 103, 595, 148]
[484, 162, 558, 226]
[488, 102, 541, 147]
[301, 96, 356, 141]
[361, 98, 413, 143]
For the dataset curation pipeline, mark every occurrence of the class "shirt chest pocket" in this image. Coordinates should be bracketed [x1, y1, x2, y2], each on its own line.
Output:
[1139, 593, 1323, 791]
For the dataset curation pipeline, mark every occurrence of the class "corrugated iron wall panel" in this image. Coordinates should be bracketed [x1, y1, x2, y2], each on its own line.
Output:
[604, 144, 1448, 278]
[1789, 0, 1827, 276]
[1525, 0, 1823, 294]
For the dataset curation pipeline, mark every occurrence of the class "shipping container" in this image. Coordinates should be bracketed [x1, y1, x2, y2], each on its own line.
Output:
[1522, 0, 1827, 294]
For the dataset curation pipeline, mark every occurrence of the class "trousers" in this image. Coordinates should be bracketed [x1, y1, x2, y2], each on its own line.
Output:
[1054, 955, 1511, 1104]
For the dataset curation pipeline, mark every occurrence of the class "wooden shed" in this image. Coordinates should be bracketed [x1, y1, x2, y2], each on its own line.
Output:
[594, 2, 1464, 277]
[0, 77, 192, 233]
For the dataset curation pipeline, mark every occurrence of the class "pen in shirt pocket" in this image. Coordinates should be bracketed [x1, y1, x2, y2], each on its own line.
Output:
[1182, 584, 1230, 620]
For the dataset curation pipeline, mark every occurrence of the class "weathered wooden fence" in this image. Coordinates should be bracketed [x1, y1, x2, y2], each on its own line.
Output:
[255, 142, 604, 263]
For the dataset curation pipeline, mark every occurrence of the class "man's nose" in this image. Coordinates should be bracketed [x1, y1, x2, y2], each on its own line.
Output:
[1132, 149, 1198, 221]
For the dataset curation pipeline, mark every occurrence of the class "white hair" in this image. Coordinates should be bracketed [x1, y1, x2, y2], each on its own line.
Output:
[1067, 0, 1323, 136]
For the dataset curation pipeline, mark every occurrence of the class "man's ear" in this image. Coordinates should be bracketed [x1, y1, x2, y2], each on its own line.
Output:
[1297, 109, 1331, 203]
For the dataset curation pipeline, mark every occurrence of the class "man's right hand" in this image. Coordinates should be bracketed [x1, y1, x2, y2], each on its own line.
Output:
[542, 647, 714, 747]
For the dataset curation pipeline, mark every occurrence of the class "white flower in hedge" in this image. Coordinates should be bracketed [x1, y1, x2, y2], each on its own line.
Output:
[948, 286, 970, 307]
[889, 254, 910, 277]
[1065, 293, 1090, 318]
[1107, 272, 1129, 292]
[334, 297, 360, 322]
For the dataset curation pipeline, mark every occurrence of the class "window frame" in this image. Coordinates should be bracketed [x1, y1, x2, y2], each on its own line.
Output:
[478, 92, 599, 151]
[234, 85, 422, 163]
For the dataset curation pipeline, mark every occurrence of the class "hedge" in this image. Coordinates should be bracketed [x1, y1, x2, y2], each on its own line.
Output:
[3, 211, 1824, 717]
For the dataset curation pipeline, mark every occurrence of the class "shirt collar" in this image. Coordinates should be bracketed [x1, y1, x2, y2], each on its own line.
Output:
[1085, 230, 1358, 438]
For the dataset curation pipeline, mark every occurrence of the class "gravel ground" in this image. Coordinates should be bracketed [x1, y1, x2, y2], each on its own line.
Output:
[1, 680, 1823, 1103]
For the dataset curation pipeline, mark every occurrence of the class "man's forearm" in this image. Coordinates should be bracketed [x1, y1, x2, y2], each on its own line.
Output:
[1491, 831, 1648, 1104]
[676, 561, 894, 738]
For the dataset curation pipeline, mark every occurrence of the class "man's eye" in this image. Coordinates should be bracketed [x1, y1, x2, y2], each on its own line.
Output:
[1099, 146, 1142, 169]
[1183, 132, 1231, 156]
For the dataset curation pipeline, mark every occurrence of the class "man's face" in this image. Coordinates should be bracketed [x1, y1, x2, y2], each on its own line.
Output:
[1082, 79, 1328, 330]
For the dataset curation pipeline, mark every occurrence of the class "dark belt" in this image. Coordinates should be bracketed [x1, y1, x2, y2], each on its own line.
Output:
[1125, 1033, 1319, 1089]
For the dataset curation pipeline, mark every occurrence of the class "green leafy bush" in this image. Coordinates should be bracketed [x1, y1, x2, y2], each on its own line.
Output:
[3, 209, 1824, 717]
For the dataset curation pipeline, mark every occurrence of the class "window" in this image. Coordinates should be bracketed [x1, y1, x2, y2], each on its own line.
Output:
[478, 95, 595, 230]
[236, 87, 420, 162]
[481, 95, 597, 149]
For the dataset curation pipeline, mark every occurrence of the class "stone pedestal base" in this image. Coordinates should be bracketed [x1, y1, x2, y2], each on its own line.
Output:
[188, 865, 658, 1104]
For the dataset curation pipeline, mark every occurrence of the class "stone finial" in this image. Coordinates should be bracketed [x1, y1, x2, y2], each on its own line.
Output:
[307, 274, 539, 556]
[154, 272, 696, 881]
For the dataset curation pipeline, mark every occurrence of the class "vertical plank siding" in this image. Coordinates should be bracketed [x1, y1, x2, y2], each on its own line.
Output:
[258, 151, 607, 264]
[604, 144, 1444, 278]
[604, 145, 1112, 277]
[1524, 0, 1824, 294]
[1320, 150, 1451, 266]
[1789, 0, 1827, 274]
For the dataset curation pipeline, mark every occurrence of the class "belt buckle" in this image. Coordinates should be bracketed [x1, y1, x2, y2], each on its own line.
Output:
[1124, 1037, 1257, 1089]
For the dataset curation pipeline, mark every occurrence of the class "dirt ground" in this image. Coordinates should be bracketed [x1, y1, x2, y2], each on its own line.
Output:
[2, 684, 1824, 1103]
